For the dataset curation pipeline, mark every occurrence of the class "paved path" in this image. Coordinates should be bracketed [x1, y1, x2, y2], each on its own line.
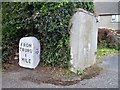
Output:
[2, 54, 119, 88]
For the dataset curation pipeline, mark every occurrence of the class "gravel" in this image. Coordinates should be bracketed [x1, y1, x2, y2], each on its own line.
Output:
[2, 53, 119, 88]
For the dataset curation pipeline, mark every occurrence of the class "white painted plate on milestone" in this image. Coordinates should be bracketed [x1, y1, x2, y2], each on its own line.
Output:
[19, 37, 40, 69]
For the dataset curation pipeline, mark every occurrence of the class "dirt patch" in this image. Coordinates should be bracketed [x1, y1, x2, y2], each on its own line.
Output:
[3, 60, 20, 72]
[22, 75, 80, 86]
[3, 61, 102, 86]
[81, 64, 103, 80]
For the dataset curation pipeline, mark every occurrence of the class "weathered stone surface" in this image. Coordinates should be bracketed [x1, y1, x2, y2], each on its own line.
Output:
[70, 9, 98, 72]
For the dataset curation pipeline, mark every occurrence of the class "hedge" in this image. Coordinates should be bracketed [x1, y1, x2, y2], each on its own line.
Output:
[2, 2, 94, 68]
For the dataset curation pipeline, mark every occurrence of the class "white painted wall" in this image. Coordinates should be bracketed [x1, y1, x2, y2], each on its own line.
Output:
[70, 9, 98, 72]
[98, 15, 119, 30]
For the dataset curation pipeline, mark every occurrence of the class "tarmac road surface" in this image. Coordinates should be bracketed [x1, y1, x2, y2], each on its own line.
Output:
[2, 53, 119, 88]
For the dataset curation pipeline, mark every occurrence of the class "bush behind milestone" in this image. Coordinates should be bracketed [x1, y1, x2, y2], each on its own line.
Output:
[2, 2, 94, 67]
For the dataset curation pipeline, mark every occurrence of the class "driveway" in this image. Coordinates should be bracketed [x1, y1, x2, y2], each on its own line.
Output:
[2, 53, 119, 88]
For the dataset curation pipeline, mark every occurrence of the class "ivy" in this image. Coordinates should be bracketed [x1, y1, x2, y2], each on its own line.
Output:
[2, 2, 94, 67]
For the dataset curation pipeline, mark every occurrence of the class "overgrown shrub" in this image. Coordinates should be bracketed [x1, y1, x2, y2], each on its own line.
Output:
[2, 2, 94, 67]
[98, 28, 120, 50]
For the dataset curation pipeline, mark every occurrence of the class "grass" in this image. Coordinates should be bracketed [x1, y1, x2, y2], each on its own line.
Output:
[96, 48, 119, 63]
[64, 68, 74, 75]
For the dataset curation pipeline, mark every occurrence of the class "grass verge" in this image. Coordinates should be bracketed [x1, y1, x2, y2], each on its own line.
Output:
[96, 48, 119, 63]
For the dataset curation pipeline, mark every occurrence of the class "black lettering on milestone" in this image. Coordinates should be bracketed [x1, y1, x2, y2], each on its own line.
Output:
[25, 48, 26, 52]
[25, 48, 28, 52]
[26, 43, 29, 47]
[27, 49, 29, 52]
[30, 49, 32, 53]
[27, 49, 29, 53]
[25, 58, 28, 63]
[23, 43, 25, 47]
[29, 44, 32, 47]
[29, 59, 31, 63]
[22, 58, 24, 61]
[25, 54, 27, 57]
[21, 43, 22, 46]
[22, 48, 24, 51]
[26, 49, 29, 52]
